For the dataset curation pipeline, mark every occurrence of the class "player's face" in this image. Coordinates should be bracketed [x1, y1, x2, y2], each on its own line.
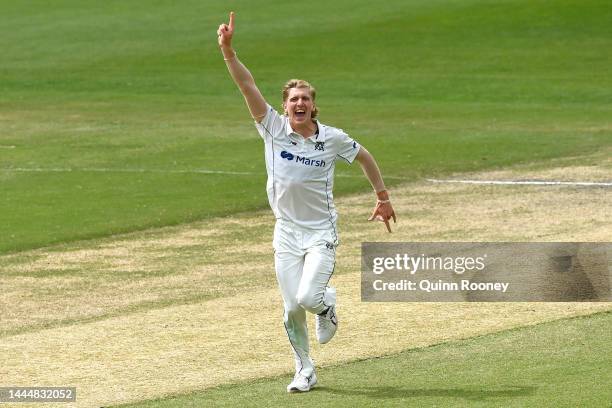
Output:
[284, 87, 315, 127]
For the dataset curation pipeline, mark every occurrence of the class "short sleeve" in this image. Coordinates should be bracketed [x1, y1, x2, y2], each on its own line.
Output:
[255, 104, 284, 141]
[335, 131, 361, 164]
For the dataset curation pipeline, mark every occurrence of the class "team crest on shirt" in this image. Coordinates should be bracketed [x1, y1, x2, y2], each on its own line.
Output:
[314, 141, 325, 151]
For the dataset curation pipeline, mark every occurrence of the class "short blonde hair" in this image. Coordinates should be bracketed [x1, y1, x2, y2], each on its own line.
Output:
[282, 79, 319, 119]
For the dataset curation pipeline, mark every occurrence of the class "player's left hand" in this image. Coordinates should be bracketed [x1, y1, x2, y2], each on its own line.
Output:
[368, 197, 396, 233]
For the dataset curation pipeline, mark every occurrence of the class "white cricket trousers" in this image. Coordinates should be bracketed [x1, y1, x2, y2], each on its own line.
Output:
[273, 219, 337, 378]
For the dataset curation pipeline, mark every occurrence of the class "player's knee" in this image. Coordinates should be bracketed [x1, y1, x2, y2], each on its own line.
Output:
[284, 303, 301, 319]
[296, 290, 323, 313]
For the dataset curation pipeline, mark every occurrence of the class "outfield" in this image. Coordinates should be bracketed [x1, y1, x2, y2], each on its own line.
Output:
[1, 0, 611, 253]
[1, 0, 611, 407]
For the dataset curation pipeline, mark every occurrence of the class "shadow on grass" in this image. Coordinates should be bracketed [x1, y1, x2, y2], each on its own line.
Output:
[314, 385, 537, 401]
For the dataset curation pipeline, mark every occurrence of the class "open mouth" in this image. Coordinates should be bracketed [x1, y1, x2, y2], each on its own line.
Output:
[295, 109, 306, 119]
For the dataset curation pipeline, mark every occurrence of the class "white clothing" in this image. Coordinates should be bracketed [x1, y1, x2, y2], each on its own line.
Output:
[273, 219, 337, 378]
[255, 104, 361, 234]
[255, 104, 357, 379]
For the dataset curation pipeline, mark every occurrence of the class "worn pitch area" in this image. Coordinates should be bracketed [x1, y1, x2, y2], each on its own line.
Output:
[1, 155, 611, 407]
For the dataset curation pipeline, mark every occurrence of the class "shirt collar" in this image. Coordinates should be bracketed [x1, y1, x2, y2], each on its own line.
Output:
[285, 118, 326, 142]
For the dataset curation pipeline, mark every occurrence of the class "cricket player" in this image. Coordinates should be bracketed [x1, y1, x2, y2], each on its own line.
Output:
[217, 12, 396, 393]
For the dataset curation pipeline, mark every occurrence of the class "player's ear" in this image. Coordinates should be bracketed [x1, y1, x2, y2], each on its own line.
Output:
[283, 103, 287, 115]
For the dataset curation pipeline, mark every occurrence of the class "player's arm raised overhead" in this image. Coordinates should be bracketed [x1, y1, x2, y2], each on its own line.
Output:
[217, 12, 267, 123]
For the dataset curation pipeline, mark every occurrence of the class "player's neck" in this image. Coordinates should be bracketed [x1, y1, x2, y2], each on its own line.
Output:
[292, 120, 317, 139]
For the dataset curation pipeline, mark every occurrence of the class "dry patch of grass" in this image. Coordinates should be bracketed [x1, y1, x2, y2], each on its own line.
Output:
[0, 216, 277, 336]
[340, 152, 611, 244]
[1, 275, 609, 407]
[1, 156, 611, 406]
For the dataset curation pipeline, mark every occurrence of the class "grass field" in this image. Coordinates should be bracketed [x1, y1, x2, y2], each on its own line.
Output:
[1, 0, 611, 407]
[2, 155, 611, 407]
[1, 0, 611, 253]
[119, 312, 612, 408]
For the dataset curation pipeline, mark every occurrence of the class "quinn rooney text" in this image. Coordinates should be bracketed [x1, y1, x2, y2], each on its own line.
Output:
[372, 279, 510, 293]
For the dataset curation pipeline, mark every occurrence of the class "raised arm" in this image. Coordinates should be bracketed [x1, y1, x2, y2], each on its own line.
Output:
[217, 12, 267, 122]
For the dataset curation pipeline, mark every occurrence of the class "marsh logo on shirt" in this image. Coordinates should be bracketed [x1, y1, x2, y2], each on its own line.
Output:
[280, 151, 294, 161]
[280, 151, 325, 167]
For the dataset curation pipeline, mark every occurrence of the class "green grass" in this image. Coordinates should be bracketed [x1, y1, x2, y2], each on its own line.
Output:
[2, 0, 611, 253]
[118, 311, 612, 408]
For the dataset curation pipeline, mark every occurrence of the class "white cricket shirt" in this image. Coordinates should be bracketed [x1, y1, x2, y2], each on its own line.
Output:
[255, 104, 361, 232]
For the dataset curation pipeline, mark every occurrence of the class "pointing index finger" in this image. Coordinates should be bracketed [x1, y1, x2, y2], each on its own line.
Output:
[384, 218, 392, 233]
[229, 11, 235, 29]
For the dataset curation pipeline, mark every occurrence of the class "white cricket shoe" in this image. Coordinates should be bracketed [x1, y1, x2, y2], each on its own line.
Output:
[287, 372, 317, 393]
[316, 305, 338, 344]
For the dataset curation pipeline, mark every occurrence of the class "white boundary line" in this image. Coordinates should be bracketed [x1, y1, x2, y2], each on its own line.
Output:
[0, 167, 406, 180]
[1, 167, 260, 176]
[2, 168, 608, 185]
[427, 178, 612, 187]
